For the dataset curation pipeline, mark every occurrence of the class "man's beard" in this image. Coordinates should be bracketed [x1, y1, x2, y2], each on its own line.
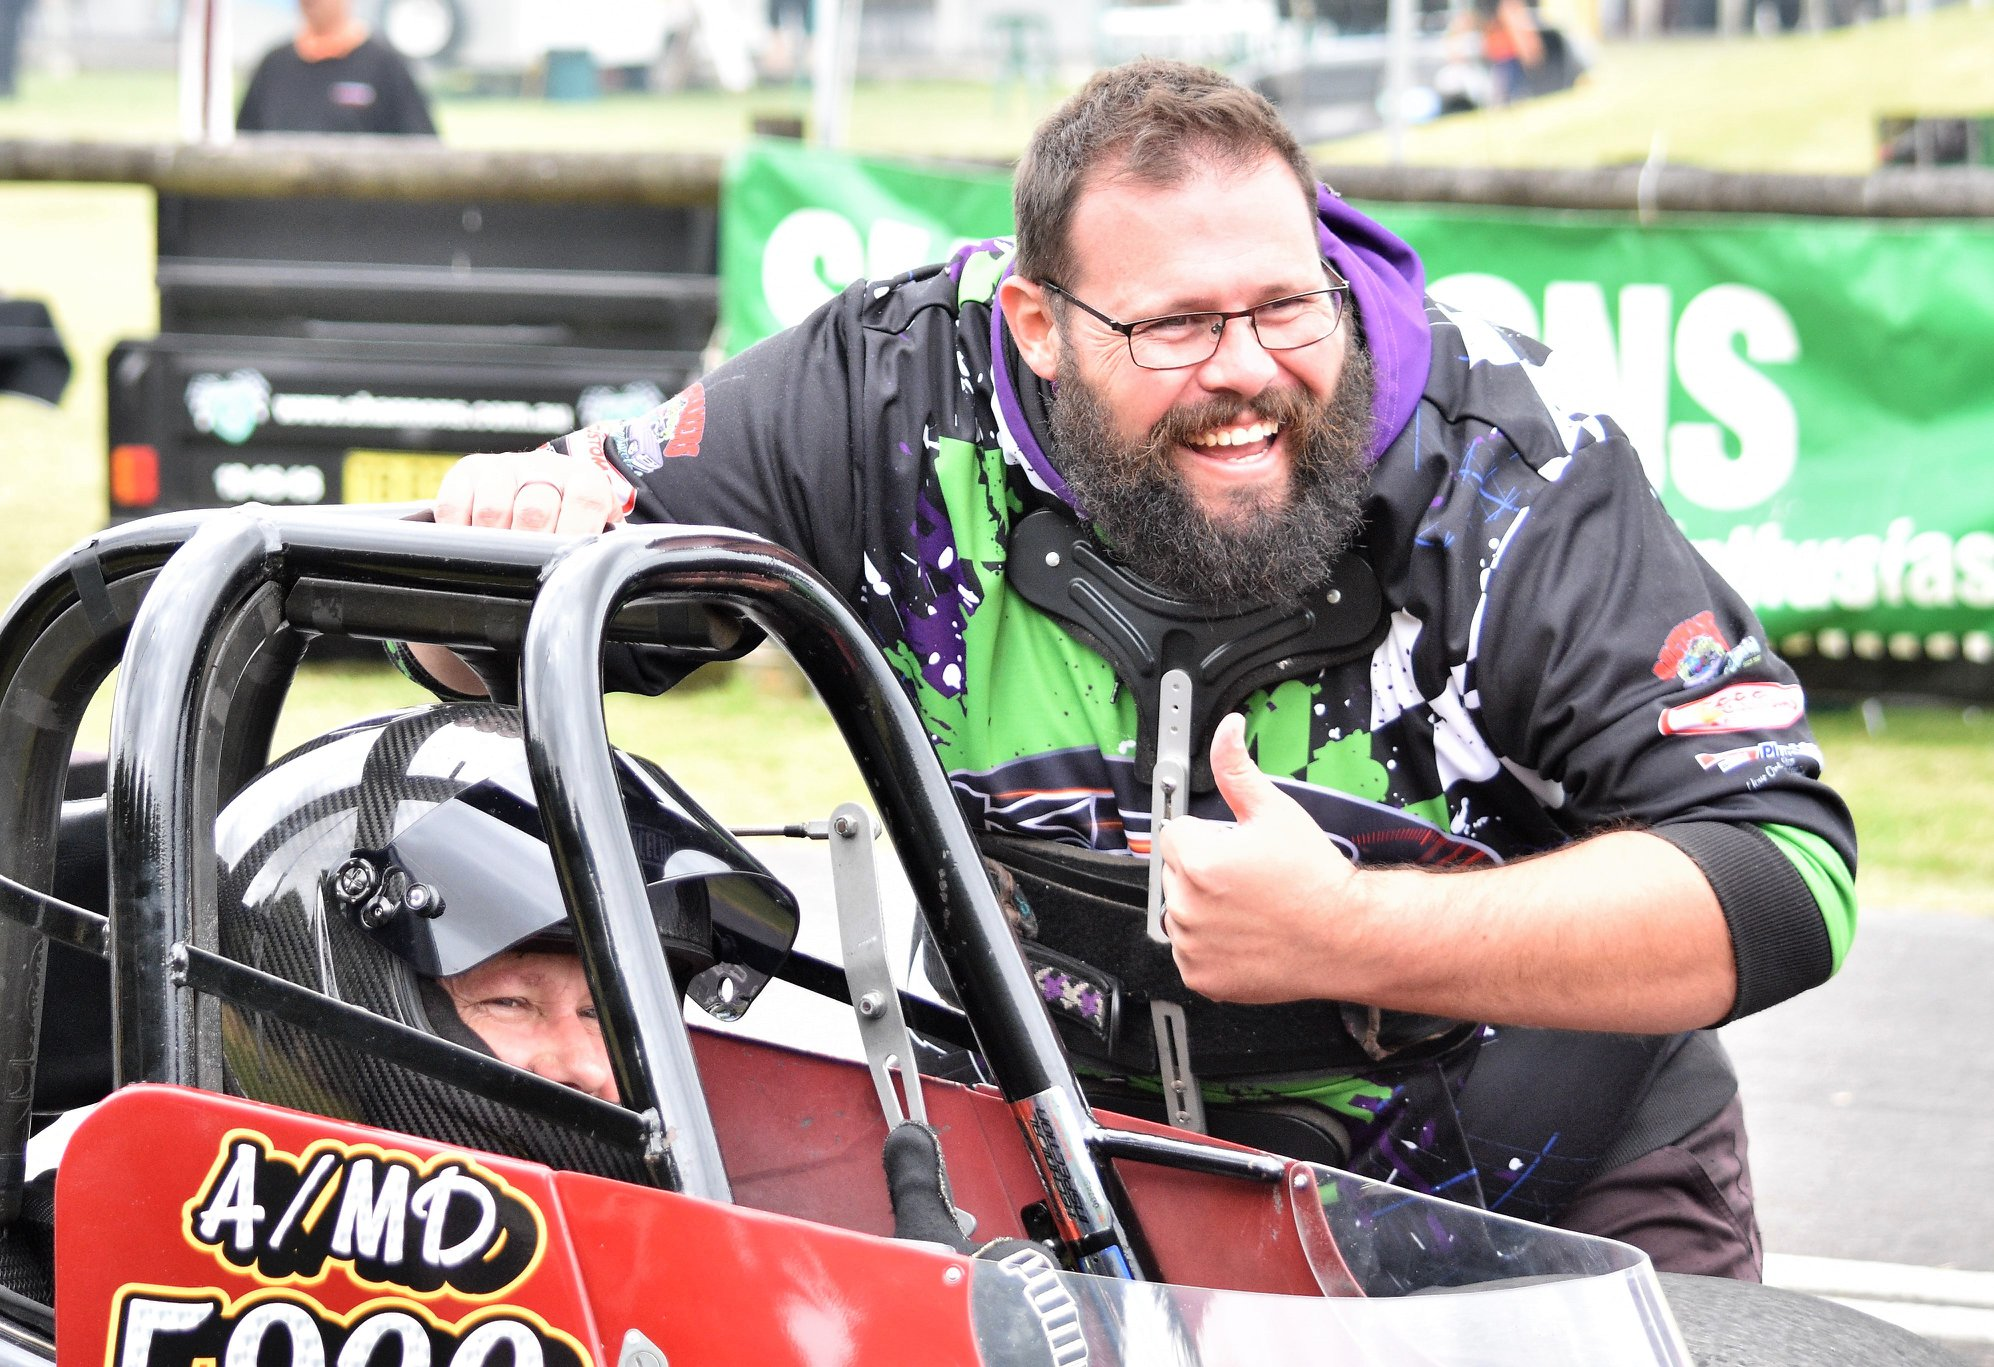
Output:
[1047, 341, 1375, 603]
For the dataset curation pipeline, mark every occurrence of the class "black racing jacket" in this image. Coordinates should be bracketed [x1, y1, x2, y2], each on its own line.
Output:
[527, 235, 1855, 1216]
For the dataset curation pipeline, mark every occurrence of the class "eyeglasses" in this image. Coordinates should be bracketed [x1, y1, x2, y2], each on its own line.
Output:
[1039, 265, 1351, 371]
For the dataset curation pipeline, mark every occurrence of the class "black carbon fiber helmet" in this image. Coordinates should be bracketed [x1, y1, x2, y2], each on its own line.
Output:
[213, 702, 799, 1174]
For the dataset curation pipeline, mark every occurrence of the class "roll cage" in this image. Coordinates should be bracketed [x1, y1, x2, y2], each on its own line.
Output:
[0, 505, 1693, 1366]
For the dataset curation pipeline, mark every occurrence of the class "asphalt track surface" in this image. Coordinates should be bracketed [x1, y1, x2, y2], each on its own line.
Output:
[1723, 907, 1994, 1275]
[1723, 906, 1994, 1362]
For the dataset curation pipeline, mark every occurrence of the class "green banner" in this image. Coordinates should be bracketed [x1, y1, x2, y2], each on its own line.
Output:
[719, 145, 1994, 695]
[720, 140, 1014, 352]
[1372, 204, 1994, 691]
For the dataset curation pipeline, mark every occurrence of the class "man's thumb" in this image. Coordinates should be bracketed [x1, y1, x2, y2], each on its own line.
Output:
[1209, 713, 1280, 821]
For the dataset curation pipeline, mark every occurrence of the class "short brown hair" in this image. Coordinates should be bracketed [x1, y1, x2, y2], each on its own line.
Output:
[1013, 59, 1317, 290]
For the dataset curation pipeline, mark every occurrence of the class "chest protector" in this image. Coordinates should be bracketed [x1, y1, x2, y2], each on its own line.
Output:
[995, 508, 1475, 1079]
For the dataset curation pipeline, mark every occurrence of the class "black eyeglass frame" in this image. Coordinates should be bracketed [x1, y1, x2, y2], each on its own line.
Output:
[1039, 262, 1353, 371]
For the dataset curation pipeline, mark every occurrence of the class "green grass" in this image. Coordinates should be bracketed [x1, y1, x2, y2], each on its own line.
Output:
[1317, 6, 1994, 173]
[7, 10, 1994, 169]
[0, 69, 1066, 160]
[69, 659, 867, 830]
[4, 24, 1992, 914]
[1808, 705, 1993, 915]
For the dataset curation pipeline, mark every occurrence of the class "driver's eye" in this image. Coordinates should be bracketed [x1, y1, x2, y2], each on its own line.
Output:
[1255, 296, 1309, 321]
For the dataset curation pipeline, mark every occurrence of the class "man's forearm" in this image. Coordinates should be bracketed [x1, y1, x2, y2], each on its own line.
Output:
[1313, 830, 1736, 1033]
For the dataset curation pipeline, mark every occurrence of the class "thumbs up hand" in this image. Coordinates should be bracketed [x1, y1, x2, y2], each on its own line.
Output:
[1157, 713, 1356, 1004]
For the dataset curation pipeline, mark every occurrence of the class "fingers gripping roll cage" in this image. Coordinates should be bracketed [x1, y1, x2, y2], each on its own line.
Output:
[0, 507, 1157, 1274]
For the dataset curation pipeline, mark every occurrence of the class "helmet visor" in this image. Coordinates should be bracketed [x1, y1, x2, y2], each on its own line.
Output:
[341, 753, 798, 1018]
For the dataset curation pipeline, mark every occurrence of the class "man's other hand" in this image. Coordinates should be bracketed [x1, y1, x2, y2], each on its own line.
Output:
[1157, 713, 1355, 1004]
[434, 450, 626, 536]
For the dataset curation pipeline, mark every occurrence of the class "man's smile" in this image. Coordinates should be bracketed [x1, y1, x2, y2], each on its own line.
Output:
[1184, 417, 1282, 455]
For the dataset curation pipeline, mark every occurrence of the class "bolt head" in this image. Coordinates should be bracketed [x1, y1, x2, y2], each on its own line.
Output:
[332, 856, 378, 903]
[404, 883, 445, 918]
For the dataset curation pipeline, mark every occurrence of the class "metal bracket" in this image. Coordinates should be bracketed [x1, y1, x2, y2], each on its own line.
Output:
[828, 801, 927, 1129]
[1146, 668, 1192, 945]
[618, 1327, 670, 1367]
[1150, 999, 1207, 1134]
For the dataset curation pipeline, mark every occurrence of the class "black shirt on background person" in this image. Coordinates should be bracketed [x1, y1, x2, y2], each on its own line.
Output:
[236, 0, 435, 136]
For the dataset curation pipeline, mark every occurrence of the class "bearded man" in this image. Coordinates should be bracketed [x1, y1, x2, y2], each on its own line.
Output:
[409, 59, 1856, 1281]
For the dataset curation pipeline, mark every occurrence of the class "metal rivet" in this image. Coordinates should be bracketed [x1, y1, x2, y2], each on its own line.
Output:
[1293, 1172, 1312, 1190]
[1325, 588, 1342, 605]
[943, 1266, 964, 1285]
[1045, 551, 1061, 567]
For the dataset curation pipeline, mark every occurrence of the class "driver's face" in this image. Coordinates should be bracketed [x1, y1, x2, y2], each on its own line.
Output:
[439, 950, 618, 1102]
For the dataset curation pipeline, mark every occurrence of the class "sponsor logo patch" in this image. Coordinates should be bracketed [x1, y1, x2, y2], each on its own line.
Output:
[1654, 611, 1752, 687]
[1658, 682, 1806, 736]
[1695, 739, 1824, 775]
[186, 370, 272, 445]
[657, 382, 707, 460]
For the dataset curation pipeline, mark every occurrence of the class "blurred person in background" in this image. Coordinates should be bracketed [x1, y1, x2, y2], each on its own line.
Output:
[237, 0, 436, 135]
[0, 0, 31, 99]
[1455, 0, 1545, 105]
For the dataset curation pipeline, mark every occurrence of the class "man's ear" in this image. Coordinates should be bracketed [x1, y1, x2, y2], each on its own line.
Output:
[999, 275, 1062, 384]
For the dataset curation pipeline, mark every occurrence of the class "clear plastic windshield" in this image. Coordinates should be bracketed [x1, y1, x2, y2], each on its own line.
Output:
[969, 1164, 1689, 1367]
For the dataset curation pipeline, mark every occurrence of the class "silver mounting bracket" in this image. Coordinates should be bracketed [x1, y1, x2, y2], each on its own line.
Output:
[1150, 999, 1207, 1134]
[828, 801, 927, 1129]
[1146, 668, 1193, 945]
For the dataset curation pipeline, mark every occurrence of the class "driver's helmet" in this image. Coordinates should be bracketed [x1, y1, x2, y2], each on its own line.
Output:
[213, 702, 799, 1176]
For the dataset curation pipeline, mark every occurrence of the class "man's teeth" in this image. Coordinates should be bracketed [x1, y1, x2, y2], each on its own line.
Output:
[1187, 420, 1279, 449]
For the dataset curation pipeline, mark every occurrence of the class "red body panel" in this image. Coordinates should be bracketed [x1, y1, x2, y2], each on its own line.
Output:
[58, 1035, 1331, 1364]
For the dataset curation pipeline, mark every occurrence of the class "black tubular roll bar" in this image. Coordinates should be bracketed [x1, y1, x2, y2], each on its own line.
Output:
[0, 506, 1149, 1274]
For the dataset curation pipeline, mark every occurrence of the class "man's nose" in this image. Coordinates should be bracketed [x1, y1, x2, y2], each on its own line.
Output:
[1193, 313, 1279, 394]
[528, 1017, 618, 1103]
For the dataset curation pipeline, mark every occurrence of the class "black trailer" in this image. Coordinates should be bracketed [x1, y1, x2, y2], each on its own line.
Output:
[106, 182, 718, 520]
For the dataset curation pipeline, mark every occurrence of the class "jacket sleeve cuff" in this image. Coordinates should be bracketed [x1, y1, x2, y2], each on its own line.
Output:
[1654, 819, 1834, 1025]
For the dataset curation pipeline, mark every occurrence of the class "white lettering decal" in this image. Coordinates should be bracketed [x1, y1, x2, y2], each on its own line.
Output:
[762, 207, 864, 329]
[225, 1302, 326, 1367]
[1542, 281, 1673, 487]
[412, 1166, 498, 1269]
[194, 1142, 267, 1254]
[117, 1295, 216, 1367]
[214, 462, 327, 505]
[337, 1311, 432, 1367]
[1958, 532, 1994, 608]
[865, 218, 934, 280]
[1427, 272, 1538, 337]
[456, 1320, 546, 1367]
[331, 1158, 410, 1265]
[1668, 284, 1799, 512]
[265, 393, 574, 436]
[1693, 519, 1994, 618]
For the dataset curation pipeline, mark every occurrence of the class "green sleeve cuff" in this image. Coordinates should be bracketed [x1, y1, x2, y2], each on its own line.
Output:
[1759, 821, 1858, 976]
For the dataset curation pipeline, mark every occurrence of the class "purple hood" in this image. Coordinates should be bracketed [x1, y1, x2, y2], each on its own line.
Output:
[989, 182, 1433, 506]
